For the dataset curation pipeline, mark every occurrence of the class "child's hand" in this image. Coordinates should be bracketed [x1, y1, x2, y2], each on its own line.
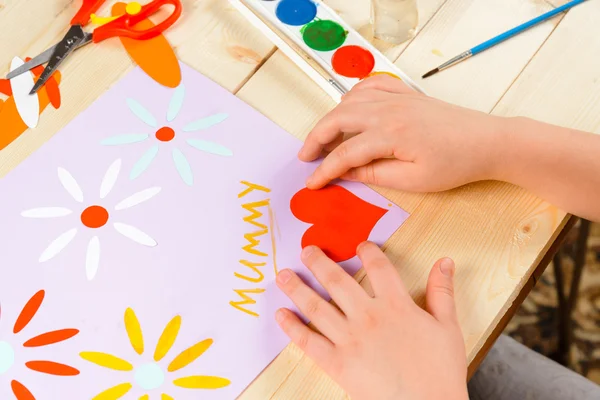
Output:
[299, 75, 510, 192]
[276, 243, 468, 400]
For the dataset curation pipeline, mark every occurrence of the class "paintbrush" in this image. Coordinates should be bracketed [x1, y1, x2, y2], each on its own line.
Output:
[422, 0, 588, 79]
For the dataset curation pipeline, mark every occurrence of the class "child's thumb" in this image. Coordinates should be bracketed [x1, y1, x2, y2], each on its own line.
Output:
[426, 258, 459, 327]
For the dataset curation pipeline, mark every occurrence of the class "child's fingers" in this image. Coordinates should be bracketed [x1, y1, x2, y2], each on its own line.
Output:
[352, 74, 414, 94]
[341, 88, 395, 105]
[301, 246, 370, 317]
[341, 159, 418, 190]
[357, 242, 409, 300]
[299, 103, 376, 162]
[306, 130, 393, 189]
[277, 269, 347, 343]
[276, 308, 336, 365]
[426, 258, 459, 328]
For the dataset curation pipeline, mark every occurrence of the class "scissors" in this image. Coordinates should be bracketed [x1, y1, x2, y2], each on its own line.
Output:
[7, 0, 182, 95]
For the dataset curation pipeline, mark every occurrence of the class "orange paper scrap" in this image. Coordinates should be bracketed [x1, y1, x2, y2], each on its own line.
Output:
[0, 61, 62, 151]
[111, 2, 181, 88]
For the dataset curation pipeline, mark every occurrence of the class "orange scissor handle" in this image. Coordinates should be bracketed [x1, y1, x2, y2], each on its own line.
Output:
[71, 0, 107, 26]
[91, 0, 182, 43]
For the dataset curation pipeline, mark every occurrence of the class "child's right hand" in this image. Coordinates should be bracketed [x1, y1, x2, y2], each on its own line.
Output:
[299, 75, 512, 192]
[276, 243, 469, 400]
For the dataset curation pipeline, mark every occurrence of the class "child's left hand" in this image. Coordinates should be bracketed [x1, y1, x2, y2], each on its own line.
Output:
[276, 242, 468, 400]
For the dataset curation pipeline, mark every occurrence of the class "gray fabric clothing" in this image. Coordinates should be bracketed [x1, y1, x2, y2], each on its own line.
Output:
[468, 335, 600, 400]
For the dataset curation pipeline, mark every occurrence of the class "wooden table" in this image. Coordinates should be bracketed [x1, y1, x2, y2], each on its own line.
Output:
[2, 0, 599, 398]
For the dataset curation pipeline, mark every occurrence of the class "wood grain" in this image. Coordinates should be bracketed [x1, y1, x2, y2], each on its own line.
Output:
[2, 0, 599, 399]
[467, 215, 576, 379]
[397, 0, 561, 111]
[492, 0, 600, 132]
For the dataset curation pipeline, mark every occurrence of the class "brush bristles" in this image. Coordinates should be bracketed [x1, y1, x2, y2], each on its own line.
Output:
[422, 68, 439, 79]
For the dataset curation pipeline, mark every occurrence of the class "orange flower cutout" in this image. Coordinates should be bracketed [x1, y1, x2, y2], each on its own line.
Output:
[0, 58, 62, 151]
[0, 290, 79, 400]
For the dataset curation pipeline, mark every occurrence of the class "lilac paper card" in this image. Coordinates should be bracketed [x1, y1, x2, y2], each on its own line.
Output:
[0, 63, 408, 399]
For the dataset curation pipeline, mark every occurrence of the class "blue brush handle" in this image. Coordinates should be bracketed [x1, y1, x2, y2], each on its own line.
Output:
[471, 0, 587, 55]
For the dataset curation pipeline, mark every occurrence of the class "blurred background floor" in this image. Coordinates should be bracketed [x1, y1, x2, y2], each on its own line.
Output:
[504, 222, 600, 384]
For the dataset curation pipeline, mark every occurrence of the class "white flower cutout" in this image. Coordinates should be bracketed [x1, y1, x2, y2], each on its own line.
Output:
[11, 56, 39, 129]
[101, 84, 233, 186]
[21, 159, 161, 280]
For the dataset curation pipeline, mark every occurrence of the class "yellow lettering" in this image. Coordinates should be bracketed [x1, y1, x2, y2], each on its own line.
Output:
[243, 229, 268, 257]
[231, 182, 273, 317]
[268, 204, 279, 275]
[234, 260, 266, 283]
[229, 288, 266, 317]
[242, 200, 269, 229]
[238, 181, 271, 199]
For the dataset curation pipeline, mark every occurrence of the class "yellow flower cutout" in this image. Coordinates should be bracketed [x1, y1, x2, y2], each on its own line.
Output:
[81, 308, 230, 399]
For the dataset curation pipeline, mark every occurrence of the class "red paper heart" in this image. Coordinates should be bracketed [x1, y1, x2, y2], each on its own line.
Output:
[290, 185, 388, 262]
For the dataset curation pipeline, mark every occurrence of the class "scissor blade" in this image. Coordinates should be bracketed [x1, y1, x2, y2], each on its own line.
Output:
[6, 46, 57, 80]
[6, 38, 90, 80]
[29, 25, 87, 95]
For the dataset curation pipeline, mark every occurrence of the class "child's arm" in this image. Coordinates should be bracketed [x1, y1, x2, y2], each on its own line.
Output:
[497, 118, 600, 221]
[276, 243, 468, 400]
[300, 75, 600, 221]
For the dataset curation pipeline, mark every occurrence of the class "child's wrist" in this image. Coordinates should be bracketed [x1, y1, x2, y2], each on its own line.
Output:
[487, 115, 532, 184]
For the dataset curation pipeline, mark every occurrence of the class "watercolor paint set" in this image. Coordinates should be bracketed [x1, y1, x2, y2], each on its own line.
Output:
[232, 0, 424, 101]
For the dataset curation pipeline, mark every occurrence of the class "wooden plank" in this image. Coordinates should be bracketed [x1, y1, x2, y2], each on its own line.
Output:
[237, 51, 336, 136]
[0, 0, 80, 73]
[239, 343, 308, 399]
[0, 0, 275, 176]
[547, 0, 571, 7]
[397, 0, 561, 111]
[467, 215, 576, 379]
[271, 360, 346, 400]
[492, 0, 600, 133]
[177, 1, 276, 92]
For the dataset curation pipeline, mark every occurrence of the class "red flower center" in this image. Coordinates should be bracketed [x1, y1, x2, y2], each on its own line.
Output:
[81, 206, 109, 229]
[155, 127, 175, 142]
